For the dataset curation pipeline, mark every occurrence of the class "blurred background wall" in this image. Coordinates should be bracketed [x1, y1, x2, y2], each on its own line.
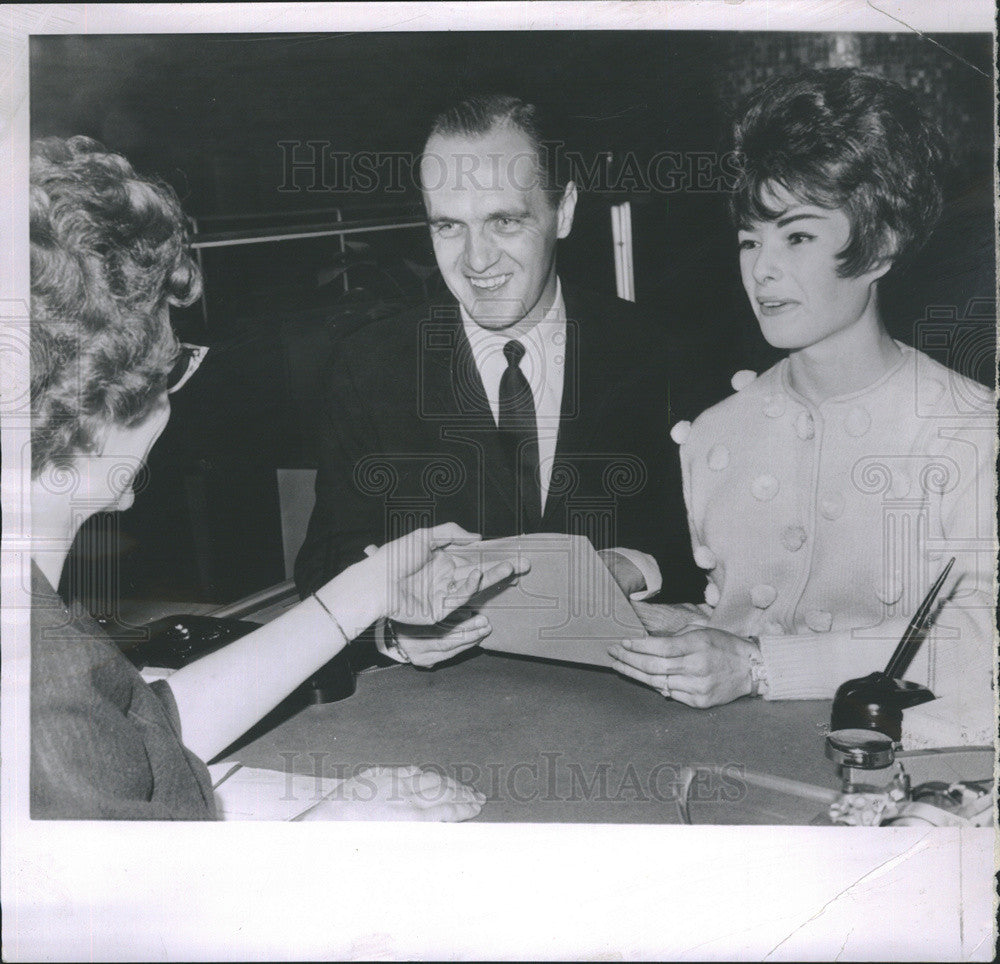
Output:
[31, 30, 996, 608]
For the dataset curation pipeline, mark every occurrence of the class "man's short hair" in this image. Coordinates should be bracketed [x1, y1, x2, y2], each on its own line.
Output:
[729, 67, 947, 277]
[424, 94, 565, 206]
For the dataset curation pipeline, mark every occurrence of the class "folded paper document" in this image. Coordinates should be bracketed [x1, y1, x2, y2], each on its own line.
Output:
[448, 533, 646, 667]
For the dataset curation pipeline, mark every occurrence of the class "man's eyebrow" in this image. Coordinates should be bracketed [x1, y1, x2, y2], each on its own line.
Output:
[775, 211, 829, 227]
[427, 215, 462, 226]
[486, 208, 530, 219]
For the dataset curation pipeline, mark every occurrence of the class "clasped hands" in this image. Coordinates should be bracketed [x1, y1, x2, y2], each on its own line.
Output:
[608, 601, 760, 708]
[366, 524, 529, 668]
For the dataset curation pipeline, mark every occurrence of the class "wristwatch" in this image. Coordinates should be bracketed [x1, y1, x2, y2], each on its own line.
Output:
[379, 618, 412, 664]
[746, 636, 769, 698]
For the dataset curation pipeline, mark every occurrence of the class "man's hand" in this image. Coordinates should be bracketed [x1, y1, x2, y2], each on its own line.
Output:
[389, 612, 493, 668]
[632, 600, 710, 635]
[608, 626, 758, 708]
[295, 766, 485, 821]
[597, 549, 644, 597]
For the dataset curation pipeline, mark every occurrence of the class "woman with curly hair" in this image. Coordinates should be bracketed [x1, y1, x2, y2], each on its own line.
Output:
[29, 136, 526, 820]
[609, 69, 995, 746]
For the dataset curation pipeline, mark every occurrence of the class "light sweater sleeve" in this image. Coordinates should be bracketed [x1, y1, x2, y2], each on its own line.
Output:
[759, 624, 907, 700]
[678, 426, 701, 582]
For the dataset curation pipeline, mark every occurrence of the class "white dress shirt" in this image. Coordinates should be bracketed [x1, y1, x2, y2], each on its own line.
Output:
[459, 278, 661, 601]
[460, 281, 565, 511]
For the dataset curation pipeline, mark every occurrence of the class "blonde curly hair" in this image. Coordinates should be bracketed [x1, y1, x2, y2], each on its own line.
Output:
[30, 136, 202, 476]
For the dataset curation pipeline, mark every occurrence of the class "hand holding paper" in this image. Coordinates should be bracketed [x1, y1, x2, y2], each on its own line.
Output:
[444, 534, 646, 667]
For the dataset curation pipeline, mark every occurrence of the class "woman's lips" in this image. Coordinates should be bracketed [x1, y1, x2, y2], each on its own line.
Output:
[757, 298, 799, 317]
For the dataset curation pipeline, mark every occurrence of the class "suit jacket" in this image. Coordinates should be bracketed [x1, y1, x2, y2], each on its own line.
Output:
[295, 283, 726, 603]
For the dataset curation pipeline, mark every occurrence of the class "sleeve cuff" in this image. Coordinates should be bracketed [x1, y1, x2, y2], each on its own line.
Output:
[756, 628, 901, 701]
[612, 547, 662, 601]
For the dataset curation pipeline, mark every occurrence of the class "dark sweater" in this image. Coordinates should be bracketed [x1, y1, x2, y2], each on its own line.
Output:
[30, 563, 216, 820]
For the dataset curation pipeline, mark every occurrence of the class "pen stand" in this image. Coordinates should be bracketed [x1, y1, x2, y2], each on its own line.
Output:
[830, 671, 935, 742]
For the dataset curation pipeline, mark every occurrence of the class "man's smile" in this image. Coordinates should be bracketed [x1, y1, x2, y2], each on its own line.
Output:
[467, 273, 512, 291]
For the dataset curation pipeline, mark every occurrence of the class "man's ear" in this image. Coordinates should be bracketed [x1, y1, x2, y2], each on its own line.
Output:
[556, 181, 578, 239]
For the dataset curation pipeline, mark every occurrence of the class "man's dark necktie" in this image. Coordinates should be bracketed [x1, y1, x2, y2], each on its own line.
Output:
[498, 339, 542, 530]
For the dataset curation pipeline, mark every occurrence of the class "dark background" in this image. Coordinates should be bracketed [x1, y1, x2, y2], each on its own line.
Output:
[31, 31, 996, 608]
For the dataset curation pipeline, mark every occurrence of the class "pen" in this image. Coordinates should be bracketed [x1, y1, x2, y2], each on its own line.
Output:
[882, 557, 956, 680]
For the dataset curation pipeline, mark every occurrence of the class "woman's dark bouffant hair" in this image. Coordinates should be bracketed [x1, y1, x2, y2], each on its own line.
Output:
[30, 136, 202, 476]
[729, 67, 947, 277]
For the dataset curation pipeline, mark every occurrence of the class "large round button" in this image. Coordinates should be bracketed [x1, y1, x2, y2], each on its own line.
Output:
[731, 370, 757, 391]
[763, 393, 787, 418]
[819, 492, 844, 520]
[751, 474, 780, 501]
[750, 584, 777, 609]
[670, 420, 691, 445]
[781, 525, 807, 552]
[805, 609, 833, 632]
[707, 444, 730, 471]
[704, 582, 721, 607]
[795, 411, 815, 440]
[694, 545, 717, 570]
[844, 406, 871, 437]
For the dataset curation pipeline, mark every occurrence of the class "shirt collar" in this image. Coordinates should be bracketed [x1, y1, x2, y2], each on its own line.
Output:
[460, 278, 565, 357]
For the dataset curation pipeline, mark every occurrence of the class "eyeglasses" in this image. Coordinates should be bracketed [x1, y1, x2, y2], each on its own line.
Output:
[166, 343, 209, 395]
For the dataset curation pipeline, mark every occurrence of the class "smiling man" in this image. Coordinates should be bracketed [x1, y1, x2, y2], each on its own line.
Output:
[420, 111, 574, 335]
[295, 94, 720, 671]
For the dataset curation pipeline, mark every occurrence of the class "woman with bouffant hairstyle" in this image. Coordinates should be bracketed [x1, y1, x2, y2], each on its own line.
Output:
[610, 69, 994, 748]
[729, 68, 946, 277]
[30, 137, 525, 819]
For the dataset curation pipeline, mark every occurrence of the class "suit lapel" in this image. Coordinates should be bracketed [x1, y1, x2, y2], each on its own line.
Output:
[428, 309, 521, 527]
[543, 285, 587, 527]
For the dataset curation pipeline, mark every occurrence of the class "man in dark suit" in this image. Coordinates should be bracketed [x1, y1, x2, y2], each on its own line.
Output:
[296, 94, 719, 667]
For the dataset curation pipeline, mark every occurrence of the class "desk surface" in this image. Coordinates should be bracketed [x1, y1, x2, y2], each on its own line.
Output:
[226, 650, 841, 824]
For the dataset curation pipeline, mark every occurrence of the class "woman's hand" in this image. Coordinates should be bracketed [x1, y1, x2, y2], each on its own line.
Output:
[379, 524, 528, 626]
[319, 524, 529, 640]
[608, 626, 758, 708]
[294, 765, 485, 822]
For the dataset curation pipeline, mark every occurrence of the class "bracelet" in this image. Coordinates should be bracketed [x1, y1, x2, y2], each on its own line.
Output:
[312, 592, 350, 640]
[746, 636, 769, 698]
